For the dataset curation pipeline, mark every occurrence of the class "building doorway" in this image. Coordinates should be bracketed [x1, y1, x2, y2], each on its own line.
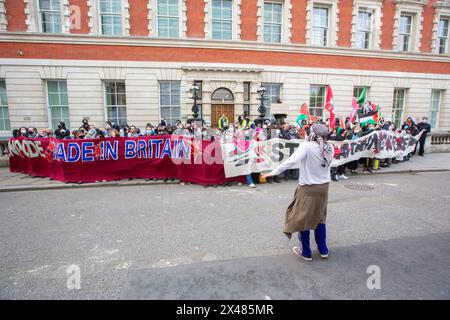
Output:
[211, 88, 234, 127]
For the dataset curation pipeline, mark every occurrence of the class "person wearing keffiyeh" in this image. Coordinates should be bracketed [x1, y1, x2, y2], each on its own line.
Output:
[263, 124, 333, 261]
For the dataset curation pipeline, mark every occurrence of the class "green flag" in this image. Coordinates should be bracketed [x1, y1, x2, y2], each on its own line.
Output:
[357, 86, 367, 105]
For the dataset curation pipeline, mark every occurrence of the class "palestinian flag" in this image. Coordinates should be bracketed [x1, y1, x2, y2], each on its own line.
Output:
[357, 86, 367, 105]
[296, 103, 310, 127]
[359, 110, 377, 126]
[369, 103, 380, 124]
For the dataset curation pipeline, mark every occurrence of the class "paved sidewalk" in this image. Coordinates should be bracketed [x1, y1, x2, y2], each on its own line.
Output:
[1, 153, 449, 192]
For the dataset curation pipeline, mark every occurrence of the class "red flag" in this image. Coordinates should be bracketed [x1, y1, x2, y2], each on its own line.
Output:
[325, 85, 336, 128]
[300, 103, 310, 117]
[350, 97, 358, 122]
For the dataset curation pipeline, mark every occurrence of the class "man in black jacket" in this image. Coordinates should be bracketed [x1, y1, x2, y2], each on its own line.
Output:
[416, 117, 431, 156]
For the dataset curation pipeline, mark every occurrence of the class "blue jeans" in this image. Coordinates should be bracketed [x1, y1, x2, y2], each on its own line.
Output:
[298, 224, 328, 257]
[246, 174, 254, 185]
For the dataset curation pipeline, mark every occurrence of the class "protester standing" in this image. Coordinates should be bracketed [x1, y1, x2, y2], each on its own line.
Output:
[262, 124, 333, 261]
[218, 114, 229, 132]
[416, 117, 431, 156]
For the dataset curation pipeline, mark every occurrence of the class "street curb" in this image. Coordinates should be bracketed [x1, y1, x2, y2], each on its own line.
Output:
[358, 168, 450, 175]
[0, 168, 449, 192]
[0, 180, 180, 193]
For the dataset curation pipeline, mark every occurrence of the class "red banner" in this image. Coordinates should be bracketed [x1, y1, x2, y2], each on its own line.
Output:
[8, 136, 244, 185]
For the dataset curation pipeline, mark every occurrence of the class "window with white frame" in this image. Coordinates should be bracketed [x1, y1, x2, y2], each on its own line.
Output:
[157, 0, 179, 38]
[312, 6, 329, 46]
[105, 81, 127, 127]
[211, 0, 233, 40]
[47, 80, 70, 130]
[437, 17, 449, 55]
[392, 88, 406, 128]
[262, 83, 281, 117]
[310, 85, 326, 117]
[356, 8, 372, 49]
[430, 90, 442, 129]
[264, 2, 282, 43]
[0, 80, 10, 131]
[398, 14, 413, 52]
[38, 0, 62, 33]
[99, 0, 123, 36]
[160, 82, 181, 126]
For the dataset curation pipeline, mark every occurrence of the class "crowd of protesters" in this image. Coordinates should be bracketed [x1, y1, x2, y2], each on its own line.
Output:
[11, 111, 431, 187]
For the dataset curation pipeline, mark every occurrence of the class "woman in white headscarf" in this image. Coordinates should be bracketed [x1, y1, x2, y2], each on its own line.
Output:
[263, 124, 333, 261]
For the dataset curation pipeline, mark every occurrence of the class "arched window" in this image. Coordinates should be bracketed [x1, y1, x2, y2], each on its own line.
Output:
[211, 88, 234, 102]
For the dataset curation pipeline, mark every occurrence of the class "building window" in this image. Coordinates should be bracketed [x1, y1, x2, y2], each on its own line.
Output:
[264, 2, 282, 43]
[105, 81, 127, 127]
[47, 80, 70, 130]
[160, 82, 181, 126]
[99, 0, 122, 36]
[243, 82, 251, 117]
[212, 0, 233, 40]
[193, 80, 203, 118]
[430, 90, 442, 129]
[0, 80, 10, 131]
[356, 9, 372, 49]
[38, 0, 62, 33]
[157, 0, 179, 38]
[398, 14, 412, 52]
[392, 88, 406, 128]
[437, 17, 449, 55]
[309, 85, 326, 117]
[312, 6, 329, 46]
[262, 83, 281, 117]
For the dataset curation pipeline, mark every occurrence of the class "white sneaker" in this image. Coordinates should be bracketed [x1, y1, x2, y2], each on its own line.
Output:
[249, 183, 256, 188]
[339, 174, 349, 180]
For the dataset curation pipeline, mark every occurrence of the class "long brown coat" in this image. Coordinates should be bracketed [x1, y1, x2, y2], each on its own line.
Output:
[283, 183, 329, 239]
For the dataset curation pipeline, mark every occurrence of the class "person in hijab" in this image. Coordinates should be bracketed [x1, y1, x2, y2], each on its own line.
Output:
[262, 123, 333, 261]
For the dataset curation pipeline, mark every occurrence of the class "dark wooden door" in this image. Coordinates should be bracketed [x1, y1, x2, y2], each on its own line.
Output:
[211, 104, 234, 127]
